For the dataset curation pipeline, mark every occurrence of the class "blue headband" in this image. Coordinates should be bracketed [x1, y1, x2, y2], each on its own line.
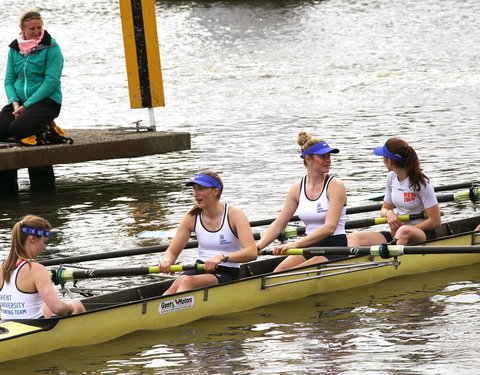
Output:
[185, 174, 222, 190]
[301, 142, 339, 158]
[21, 226, 51, 238]
[373, 144, 404, 162]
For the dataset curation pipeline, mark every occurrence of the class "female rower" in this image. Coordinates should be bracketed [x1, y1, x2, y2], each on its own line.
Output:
[158, 171, 257, 294]
[0, 215, 85, 319]
[256, 131, 347, 272]
[348, 138, 441, 246]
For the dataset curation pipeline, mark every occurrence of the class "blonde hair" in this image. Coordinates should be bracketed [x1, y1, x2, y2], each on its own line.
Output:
[187, 171, 223, 216]
[19, 10, 43, 27]
[297, 131, 325, 165]
[2, 215, 52, 283]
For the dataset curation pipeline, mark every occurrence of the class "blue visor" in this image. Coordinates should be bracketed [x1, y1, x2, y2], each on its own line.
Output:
[185, 174, 222, 190]
[373, 144, 404, 162]
[301, 142, 339, 158]
[21, 226, 51, 238]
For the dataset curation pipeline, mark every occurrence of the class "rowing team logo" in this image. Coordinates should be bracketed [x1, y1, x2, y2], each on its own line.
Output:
[159, 296, 195, 314]
[219, 234, 232, 245]
[317, 203, 327, 214]
[403, 192, 417, 202]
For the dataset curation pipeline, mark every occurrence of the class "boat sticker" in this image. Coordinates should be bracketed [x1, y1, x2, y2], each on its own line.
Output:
[158, 296, 195, 314]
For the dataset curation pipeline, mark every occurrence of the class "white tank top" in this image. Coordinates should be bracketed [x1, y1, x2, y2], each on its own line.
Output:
[195, 203, 242, 269]
[296, 175, 347, 236]
[0, 261, 44, 320]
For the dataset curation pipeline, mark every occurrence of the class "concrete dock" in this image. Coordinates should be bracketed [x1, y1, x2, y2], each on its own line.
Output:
[0, 129, 191, 192]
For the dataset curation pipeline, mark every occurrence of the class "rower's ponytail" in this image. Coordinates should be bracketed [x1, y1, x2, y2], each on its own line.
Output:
[385, 138, 428, 191]
[2, 215, 51, 283]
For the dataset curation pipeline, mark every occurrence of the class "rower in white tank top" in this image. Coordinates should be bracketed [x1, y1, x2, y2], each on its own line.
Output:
[0, 260, 43, 320]
[195, 203, 242, 269]
[296, 174, 347, 236]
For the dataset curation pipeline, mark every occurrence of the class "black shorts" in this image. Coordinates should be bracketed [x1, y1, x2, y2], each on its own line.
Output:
[380, 230, 437, 243]
[181, 260, 240, 284]
[304, 234, 348, 261]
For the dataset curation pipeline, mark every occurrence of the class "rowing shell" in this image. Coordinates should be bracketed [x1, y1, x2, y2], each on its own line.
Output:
[1, 215, 479, 362]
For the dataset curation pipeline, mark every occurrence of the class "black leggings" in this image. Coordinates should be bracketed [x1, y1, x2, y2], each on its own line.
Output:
[380, 230, 437, 243]
[0, 98, 61, 140]
[304, 234, 348, 261]
[182, 260, 240, 284]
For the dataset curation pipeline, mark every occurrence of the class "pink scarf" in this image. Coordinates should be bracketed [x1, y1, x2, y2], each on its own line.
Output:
[17, 29, 44, 56]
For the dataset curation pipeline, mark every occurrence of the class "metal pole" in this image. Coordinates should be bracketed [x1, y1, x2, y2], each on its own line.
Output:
[148, 107, 156, 131]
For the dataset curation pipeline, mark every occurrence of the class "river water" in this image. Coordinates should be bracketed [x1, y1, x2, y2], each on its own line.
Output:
[0, 0, 479, 373]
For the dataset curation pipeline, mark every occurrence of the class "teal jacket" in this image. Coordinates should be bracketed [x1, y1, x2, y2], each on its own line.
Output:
[4, 30, 63, 108]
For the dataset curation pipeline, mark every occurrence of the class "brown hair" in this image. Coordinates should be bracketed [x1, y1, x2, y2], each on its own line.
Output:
[297, 131, 325, 166]
[2, 215, 52, 283]
[19, 10, 43, 27]
[187, 171, 223, 216]
[385, 138, 429, 191]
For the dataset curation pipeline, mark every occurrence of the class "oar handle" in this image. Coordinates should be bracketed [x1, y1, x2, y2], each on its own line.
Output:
[168, 264, 205, 272]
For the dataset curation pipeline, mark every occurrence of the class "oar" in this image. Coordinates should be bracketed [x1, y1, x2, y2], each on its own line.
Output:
[434, 182, 478, 192]
[42, 230, 275, 266]
[259, 244, 480, 258]
[250, 206, 394, 225]
[42, 211, 446, 267]
[346, 211, 443, 228]
[138, 185, 479, 239]
[140, 183, 477, 238]
[50, 264, 204, 284]
[276, 212, 440, 241]
[348, 188, 479, 215]
[250, 187, 478, 227]
[42, 189, 477, 267]
[40, 241, 199, 266]
[440, 187, 479, 203]
[359, 182, 478, 201]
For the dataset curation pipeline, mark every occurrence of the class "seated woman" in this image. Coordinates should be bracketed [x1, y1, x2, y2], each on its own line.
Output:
[0, 215, 85, 319]
[158, 171, 257, 295]
[348, 138, 441, 246]
[0, 10, 64, 142]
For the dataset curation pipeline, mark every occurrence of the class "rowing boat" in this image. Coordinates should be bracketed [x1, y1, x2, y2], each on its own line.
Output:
[1, 215, 479, 362]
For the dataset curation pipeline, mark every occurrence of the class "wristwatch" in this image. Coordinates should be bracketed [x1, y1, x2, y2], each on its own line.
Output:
[222, 254, 229, 263]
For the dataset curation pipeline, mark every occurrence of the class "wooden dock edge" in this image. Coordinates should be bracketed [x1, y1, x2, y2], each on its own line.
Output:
[0, 129, 191, 192]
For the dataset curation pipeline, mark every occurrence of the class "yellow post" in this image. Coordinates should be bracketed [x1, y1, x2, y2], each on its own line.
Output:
[119, 0, 165, 114]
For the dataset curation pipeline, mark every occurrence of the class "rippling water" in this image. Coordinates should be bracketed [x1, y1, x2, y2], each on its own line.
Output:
[0, 0, 479, 372]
